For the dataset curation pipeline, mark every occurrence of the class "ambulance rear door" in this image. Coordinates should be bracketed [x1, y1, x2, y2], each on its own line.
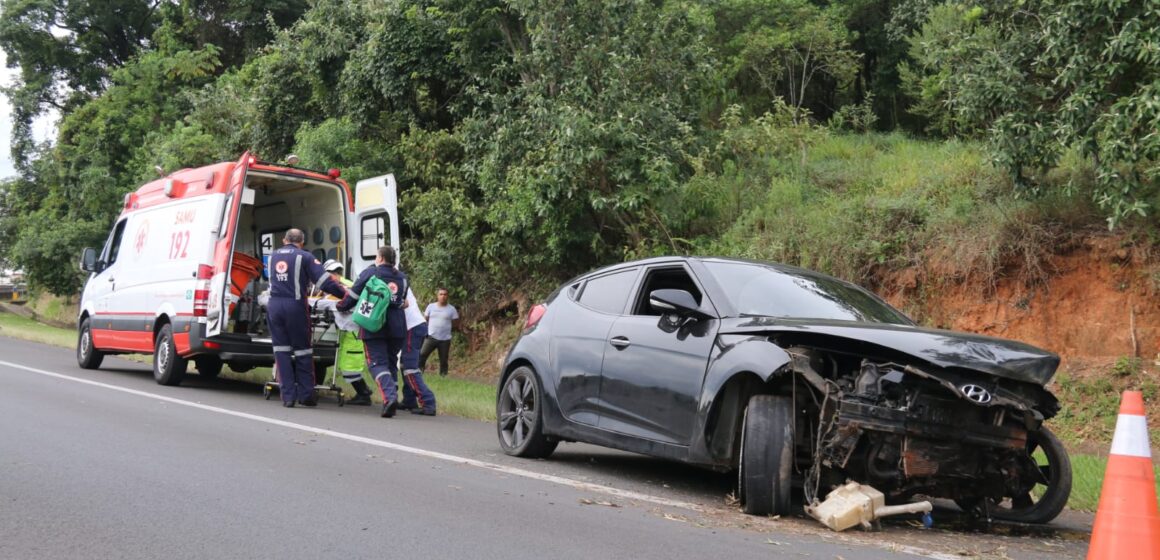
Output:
[347, 174, 400, 279]
[205, 153, 252, 337]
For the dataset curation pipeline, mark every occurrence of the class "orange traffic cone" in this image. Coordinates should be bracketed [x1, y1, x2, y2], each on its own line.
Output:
[1088, 391, 1160, 560]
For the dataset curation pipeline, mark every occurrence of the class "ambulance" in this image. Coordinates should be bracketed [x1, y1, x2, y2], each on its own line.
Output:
[77, 153, 399, 386]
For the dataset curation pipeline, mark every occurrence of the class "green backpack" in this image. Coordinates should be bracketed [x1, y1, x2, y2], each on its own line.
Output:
[352, 275, 395, 332]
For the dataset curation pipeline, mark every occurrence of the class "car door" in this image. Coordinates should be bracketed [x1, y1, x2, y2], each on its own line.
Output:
[596, 263, 718, 446]
[549, 267, 639, 427]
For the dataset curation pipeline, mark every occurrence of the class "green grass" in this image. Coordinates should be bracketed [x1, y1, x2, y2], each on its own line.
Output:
[1069, 453, 1160, 511]
[0, 310, 498, 421]
[0, 312, 76, 347]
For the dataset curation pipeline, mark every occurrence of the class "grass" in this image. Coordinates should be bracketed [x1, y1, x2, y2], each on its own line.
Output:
[1069, 453, 1160, 511]
[0, 312, 76, 347]
[0, 309, 498, 421]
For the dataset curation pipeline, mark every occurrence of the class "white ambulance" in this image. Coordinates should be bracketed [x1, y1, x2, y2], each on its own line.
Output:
[77, 153, 400, 385]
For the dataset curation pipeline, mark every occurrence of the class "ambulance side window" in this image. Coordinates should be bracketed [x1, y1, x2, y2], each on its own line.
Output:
[103, 220, 128, 267]
[360, 212, 388, 259]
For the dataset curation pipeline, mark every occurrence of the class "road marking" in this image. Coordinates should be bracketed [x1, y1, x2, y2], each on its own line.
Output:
[3, 358, 959, 560]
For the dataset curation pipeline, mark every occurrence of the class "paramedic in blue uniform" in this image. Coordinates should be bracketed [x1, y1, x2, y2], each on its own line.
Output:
[267, 228, 349, 407]
[336, 245, 408, 418]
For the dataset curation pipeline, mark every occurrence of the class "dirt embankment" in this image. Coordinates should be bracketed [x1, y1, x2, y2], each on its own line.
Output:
[880, 235, 1160, 370]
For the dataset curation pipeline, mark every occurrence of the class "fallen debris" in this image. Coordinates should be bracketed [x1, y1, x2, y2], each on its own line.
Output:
[804, 482, 932, 532]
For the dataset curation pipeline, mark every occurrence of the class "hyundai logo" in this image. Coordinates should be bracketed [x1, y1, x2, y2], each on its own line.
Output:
[960, 384, 992, 404]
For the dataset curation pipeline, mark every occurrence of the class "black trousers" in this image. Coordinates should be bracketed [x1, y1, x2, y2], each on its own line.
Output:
[419, 337, 452, 376]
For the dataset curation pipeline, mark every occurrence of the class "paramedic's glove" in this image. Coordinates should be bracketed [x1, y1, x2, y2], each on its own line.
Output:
[334, 292, 355, 313]
[257, 290, 270, 307]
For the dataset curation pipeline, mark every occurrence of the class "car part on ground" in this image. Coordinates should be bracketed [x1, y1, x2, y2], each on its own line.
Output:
[805, 482, 933, 531]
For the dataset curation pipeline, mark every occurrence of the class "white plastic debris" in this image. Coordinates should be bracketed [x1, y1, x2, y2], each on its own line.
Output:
[804, 482, 933, 532]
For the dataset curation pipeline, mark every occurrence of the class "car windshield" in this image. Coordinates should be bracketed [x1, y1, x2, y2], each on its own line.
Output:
[704, 261, 913, 325]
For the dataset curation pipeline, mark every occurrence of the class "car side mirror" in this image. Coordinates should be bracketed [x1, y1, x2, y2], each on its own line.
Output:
[649, 289, 700, 316]
[80, 247, 100, 273]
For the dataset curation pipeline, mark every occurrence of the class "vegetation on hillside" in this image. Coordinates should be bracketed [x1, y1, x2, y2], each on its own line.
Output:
[0, 0, 1156, 308]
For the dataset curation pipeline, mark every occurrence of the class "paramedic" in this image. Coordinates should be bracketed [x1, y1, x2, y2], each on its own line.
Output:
[399, 286, 437, 415]
[337, 245, 408, 418]
[268, 228, 348, 408]
[318, 260, 375, 406]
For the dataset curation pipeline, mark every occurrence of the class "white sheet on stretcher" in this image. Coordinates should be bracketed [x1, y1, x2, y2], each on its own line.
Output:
[311, 297, 359, 332]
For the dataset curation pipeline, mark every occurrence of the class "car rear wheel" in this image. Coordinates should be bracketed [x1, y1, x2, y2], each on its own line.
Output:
[153, 324, 188, 386]
[195, 356, 223, 378]
[497, 366, 558, 458]
[77, 318, 104, 370]
[956, 426, 1071, 524]
[739, 395, 795, 516]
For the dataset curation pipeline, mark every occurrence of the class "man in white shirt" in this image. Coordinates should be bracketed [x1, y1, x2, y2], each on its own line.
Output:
[420, 287, 459, 377]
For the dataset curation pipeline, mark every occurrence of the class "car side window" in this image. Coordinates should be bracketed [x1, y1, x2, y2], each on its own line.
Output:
[631, 266, 703, 316]
[576, 269, 637, 315]
[103, 220, 128, 267]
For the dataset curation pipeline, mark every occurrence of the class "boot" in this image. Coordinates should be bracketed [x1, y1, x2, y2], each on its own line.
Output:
[348, 379, 373, 406]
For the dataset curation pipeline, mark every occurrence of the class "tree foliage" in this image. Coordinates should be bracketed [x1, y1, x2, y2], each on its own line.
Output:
[2, 0, 1158, 298]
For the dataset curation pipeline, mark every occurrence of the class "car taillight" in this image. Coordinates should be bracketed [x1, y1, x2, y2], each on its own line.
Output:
[525, 303, 547, 330]
[193, 265, 214, 317]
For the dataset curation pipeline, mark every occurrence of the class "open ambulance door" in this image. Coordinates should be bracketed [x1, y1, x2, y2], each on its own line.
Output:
[205, 153, 252, 338]
[347, 174, 400, 279]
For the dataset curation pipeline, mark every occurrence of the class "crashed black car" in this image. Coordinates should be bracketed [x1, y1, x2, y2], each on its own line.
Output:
[496, 257, 1071, 523]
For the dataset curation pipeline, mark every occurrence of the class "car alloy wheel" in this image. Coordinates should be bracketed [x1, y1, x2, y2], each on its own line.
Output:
[496, 366, 557, 459]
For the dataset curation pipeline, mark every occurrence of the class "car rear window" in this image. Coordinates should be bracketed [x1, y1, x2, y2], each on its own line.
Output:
[704, 262, 912, 324]
[577, 269, 637, 315]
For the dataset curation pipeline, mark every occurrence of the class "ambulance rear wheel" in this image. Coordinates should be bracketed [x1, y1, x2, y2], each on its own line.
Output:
[195, 356, 223, 378]
[153, 323, 188, 386]
[77, 318, 104, 370]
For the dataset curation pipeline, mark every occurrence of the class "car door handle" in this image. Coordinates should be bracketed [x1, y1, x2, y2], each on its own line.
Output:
[609, 336, 631, 350]
[107, 277, 115, 283]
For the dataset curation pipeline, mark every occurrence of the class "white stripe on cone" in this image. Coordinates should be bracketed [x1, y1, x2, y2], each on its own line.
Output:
[1110, 414, 1152, 458]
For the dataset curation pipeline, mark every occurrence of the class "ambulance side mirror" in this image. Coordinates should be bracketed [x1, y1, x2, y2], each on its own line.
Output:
[80, 247, 101, 273]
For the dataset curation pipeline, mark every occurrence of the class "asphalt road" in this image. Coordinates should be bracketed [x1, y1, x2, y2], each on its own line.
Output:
[0, 335, 1089, 559]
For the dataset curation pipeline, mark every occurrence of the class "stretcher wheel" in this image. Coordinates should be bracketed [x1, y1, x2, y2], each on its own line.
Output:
[263, 384, 272, 400]
[337, 394, 345, 407]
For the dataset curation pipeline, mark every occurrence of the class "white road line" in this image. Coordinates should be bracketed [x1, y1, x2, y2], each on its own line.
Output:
[2, 360, 702, 511]
[4, 358, 956, 560]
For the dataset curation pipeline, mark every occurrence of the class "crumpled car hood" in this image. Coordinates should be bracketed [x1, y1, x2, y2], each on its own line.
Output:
[721, 317, 1060, 386]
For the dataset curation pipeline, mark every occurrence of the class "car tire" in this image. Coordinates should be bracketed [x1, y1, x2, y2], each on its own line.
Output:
[195, 356, 223, 378]
[153, 324, 188, 386]
[77, 318, 104, 370]
[739, 394, 795, 516]
[956, 426, 1072, 524]
[496, 365, 558, 459]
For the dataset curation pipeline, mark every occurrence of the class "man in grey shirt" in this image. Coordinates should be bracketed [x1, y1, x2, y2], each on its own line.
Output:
[420, 287, 459, 376]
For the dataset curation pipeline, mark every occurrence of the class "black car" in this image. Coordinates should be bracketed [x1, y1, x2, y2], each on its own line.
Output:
[495, 257, 1071, 523]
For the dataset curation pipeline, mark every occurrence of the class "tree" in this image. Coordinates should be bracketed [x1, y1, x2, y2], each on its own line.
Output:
[0, 0, 163, 169]
[714, 0, 860, 123]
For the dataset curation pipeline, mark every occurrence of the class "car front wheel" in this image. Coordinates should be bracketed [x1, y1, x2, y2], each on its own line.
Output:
[739, 394, 795, 516]
[153, 324, 188, 386]
[497, 366, 558, 458]
[956, 426, 1072, 524]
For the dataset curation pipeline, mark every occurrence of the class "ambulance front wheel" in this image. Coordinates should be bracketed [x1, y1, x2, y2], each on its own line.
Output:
[77, 318, 105, 370]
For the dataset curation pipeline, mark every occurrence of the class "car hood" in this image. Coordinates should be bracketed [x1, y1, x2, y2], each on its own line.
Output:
[720, 317, 1060, 385]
